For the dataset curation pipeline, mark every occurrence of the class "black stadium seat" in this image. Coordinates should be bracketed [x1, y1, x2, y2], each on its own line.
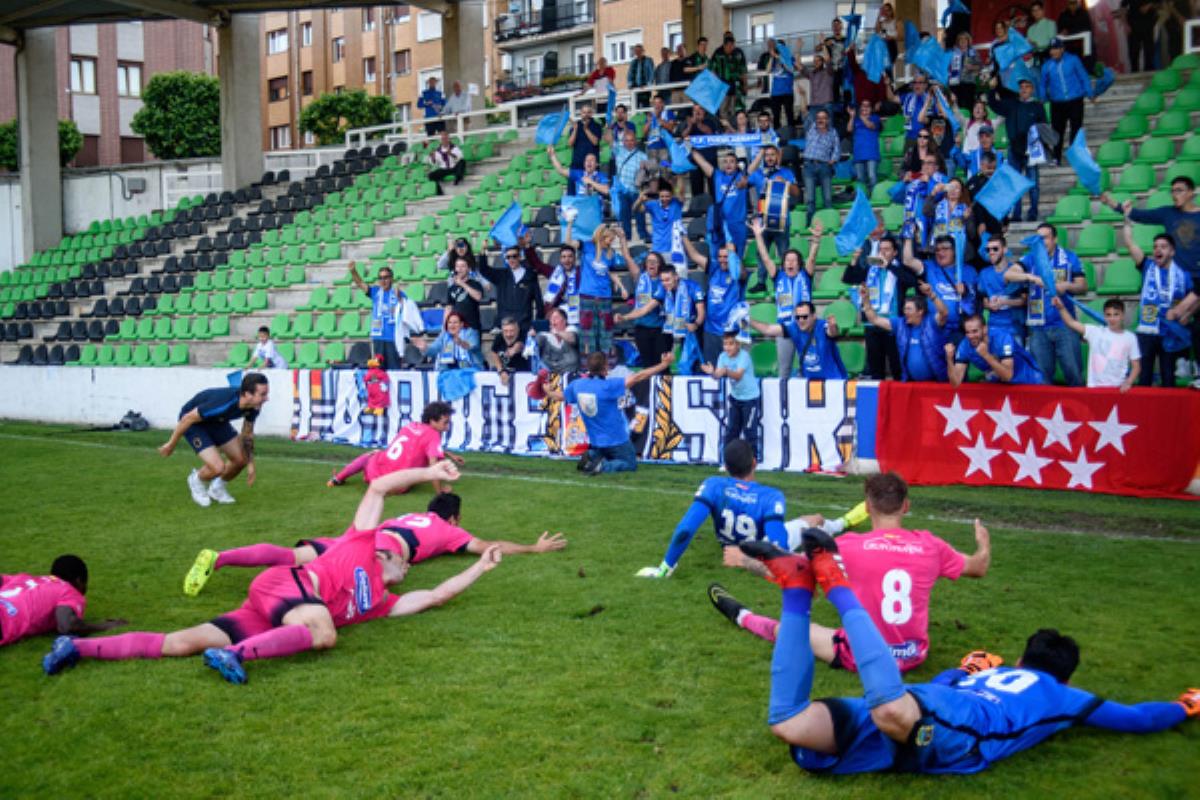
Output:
[125, 297, 142, 316]
[347, 341, 372, 367]
[103, 319, 119, 337]
[12, 344, 33, 364]
[87, 320, 104, 341]
[50, 321, 72, 341]
[32, 344, 48, 365]
[47, 344, 65, 366]
[87, 298, 109, 317]
[64, 344, 80, 363]
[141, 296, 157, 313]
[109, 297, 125, 316]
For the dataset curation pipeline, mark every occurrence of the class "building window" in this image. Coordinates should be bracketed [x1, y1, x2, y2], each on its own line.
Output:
[604, 29, 642, 65]
[69, 57, 96, 94]
[394, 4, 411, 23]
[270, 124, 291, 149]
[120, 136, 145, 164]
[332, 37, 345, 63]
[117, 62, 142, 97]
[268, 76, 289, 102]
[363, 57, 377, 83]
[267, 28, 288, 54]
[301, 70, 313, 96]
[396, 102, 411, 121]
[418, 67, 443, 93]
[749, 13, 775, 43]
[664, 20, 683, 51]
[362, 8, 376, 31]
[303, 131, 315, 145]
[416, 11, 442, 42]
[393, 49, 411, 75]
[301, 22, 312, 47]
[334, 85, 345, 95]
[572, 45, 594, 75]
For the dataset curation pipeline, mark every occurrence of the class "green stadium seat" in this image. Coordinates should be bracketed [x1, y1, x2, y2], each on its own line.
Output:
[1074, 225, 1115, 257]
[192, 293, 211, 314]
[1131, 90, 1164, 116]
[1092, 192, 1131, 222]
[113, 318, 136, 341]
[870, 181, 897, 206]
[1115, 164, 1155, 193]
[1134, 137, 1174, 164]
[750, 340, 777, 377]
[191, 317, 212, 340]
[130, 344, 151, 366]
[1151, 111, 1190, 138]
[1165, 162, 1200, 185]
[837, 340, 866, 376]
[323, 342, 346, 364]
[168, 344, 189, 366]
[174, 294, 193, 314]
[216, 342, 250, 367]
[76, 344, 98, 366]
[294, 341, 322, 368]
[298, 287, 326, 311]
[1150, 68, 1181, 93]
[1097, 258, 1141, 295]
[152, 317, 172, 339]
[1145, 189, 1173, 209]
[328, 285, 355, 310]
[1111, 114, 1148, 141]
[1172, 52, 1200, 69]
[1045, 195, 1089, 225]
[135, 318, 155, 339]
[1178, 136, 1200, 162]
[209, 293, 229, 315]
[171, 317, 193, 340]
[209, 316, 230, 337]
[750, 303, 777, 325]
[812, 266, 846, 300]
[293, 314, 317, 339]
[825, 299, 863, 336]
[1081, 260, 1097, 291]
[248, 290, 268, 311]
[1171, 89, 1200, 114]
[96, 345, 115, 366]
[313, 312, 338, 338]
[1119, 223, 1163, 256]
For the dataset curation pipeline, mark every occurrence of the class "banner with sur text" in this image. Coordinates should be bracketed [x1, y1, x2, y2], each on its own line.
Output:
[876, 382, 1200, 499]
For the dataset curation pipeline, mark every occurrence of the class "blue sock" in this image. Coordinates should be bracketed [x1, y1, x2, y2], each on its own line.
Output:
[768, 588, 814, 725]
[827, 586, 906, 709]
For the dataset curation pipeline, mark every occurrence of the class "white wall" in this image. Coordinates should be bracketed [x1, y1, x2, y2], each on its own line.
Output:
[0, 366, 294, 436]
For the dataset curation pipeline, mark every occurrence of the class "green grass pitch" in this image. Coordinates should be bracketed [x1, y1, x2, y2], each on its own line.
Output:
[1, 421, 1197, 798]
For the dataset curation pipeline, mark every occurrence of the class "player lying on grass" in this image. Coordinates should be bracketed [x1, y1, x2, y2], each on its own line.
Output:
[182, 478, 567, 596]
[709, 471, 990, 672]
[159, 372, 270, 507]
[740, 531, 1199, 776]
[43, 462, 502, 684]
[634, 440, 863, 579]
[327, 400, 465, 493]
[1, 556, 125, 647]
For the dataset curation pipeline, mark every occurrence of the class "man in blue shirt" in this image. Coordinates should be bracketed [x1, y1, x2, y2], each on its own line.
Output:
[350, 261, 405, 369]
[568, 104, 604, 183]
[748, 144, 800, 274]
[947, 314, 1046, 385]
[741, 533, 1200, 776]
[547, 350, 674, 474]
[416, 77, 446, 135]
[901, 236, 974, 345]
[976, 235, 1027, 342]
[636, 439, 787, 578]
[749, 302, 847, 380]
[636, 184, 684, 267]
[691, 147, 751, 255]
[158, 373, 270, 508]
[859, 283, 950, 382]
[1040, 38, 1092, 163]
[801, 110, 841, 227]
[702, 332, 762, 451]
[684, 236, 745, 366]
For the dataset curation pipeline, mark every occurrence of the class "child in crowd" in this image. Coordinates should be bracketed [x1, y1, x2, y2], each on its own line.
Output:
[246, 326, 288, 369]
[702, 332, 761, 452]
[1053, 297, 1140, 391]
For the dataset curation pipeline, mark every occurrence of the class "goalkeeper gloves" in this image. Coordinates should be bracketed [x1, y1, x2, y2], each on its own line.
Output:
[959, 650, 1004, 675]
[635, 561, 674, 579]
[1178, 688, 1200, 718]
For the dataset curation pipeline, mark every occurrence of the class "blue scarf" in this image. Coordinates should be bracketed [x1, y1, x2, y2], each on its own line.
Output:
[1137, 259, 1187, 340]
[370, 289, 400, 338]
[773, 271, 812, 321]
[544, 265, 580, 325]
[664, 279, 700, 337]
[634, 272, 664, 328]
[850, 264, 899, 321]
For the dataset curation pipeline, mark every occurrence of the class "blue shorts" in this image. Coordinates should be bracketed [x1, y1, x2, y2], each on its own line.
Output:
[789, 698, 897, 775]
[185, 420, 238, 453]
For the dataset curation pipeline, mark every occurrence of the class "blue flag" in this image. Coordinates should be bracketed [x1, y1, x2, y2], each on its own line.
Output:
[685, 69, 729, 116]
[934, 87, 960, 135]
[1092, 66, 1115, 98]
[560, 194, 603, 240]
[864, 35, 890, 82]
[1003, 60, 1040, 95]
[842, 13, 863, 46]
[1066, 128, 1103, 195]
[1021, 233, 1057, 293]
[536, 108, 570, 146]
[888, 180, 908, 203]
[605, 83, 617, 124]
[976, 164, 1035, 221]
[776, 39, 794, 71]
[994, 29, 1032, 72]
[660, 129, 695, 174]
[911, 37, 951, 85]
[678, 331, 704, 375]
[952, 229, 967, 284]
[489, 202, 525, 248]
[1074, 302, 1106, 324]
[904, 21, 921, 60]
[835, 189, 876, 257]
[941, 0, 970, 27]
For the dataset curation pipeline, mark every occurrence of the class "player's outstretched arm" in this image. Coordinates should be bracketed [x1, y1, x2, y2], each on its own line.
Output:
[637, 501, 708, 578]
[353, 461, 460, 531]
[961, 519, 991, 577]
[54, 605, 126, 636]
[389, 546, 502, 617]
[159, 408, 202, 457]
[1084, 695, 1193, 734]
[468, 531, 567, 556]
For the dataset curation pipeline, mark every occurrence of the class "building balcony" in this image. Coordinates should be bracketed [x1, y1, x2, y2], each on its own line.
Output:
[493, 2, 595, 46]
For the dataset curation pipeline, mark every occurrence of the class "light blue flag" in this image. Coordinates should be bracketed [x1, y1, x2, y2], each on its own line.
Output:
[835, 189, 876, 257]
[864, 35, 890, 83]
[1074, 302, 1106, 324]
[488, 202, 525, 248]
[1092, 66, 1115, 98]
[660, 129, 695, 174]
[536, 108, 570, 146]
[605, 83, 617, 124]
[994, 29, 1032, 72]
[842, 13, 863, 46]
[776, 39, 795, 71]
[941, 0, 970, 27]
[678, 332, 704, 375]
[904, 20, 921, 60]
[1066, 129, 1103, 195]
[952, 229, 967, 284]
[888, 180, 908, 203]
[934, 87, 960, 134]
[560, 194, 603, 240]
[976, 163, 1035, 221]
[911, 37, 951, 85]
[685, 70, 729, 116]
[1021, 233, 1057, 293]
[1003, 60, 1040, 95]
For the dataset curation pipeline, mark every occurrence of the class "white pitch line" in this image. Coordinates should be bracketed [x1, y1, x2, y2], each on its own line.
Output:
[1, 432, 1196, 545]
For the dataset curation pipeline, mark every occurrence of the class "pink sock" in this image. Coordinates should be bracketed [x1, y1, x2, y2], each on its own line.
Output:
[230, 624, 313, 662]
[215, 544, 295, 570]
[75, 632, 165, 660]
[741, 613, 779, 643]
[334, 452, 372, 483]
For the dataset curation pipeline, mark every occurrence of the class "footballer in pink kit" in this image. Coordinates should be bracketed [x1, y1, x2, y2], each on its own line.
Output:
[1, 556, 124, 647]
[43, 463, 504, 684]
[328, 401, 465, 492]
[709, 472, 990, 672]
[181, 485, 566, 597]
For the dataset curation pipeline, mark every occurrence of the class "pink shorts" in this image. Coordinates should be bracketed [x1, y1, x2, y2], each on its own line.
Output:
[362, 454, 412, 488]
[211, 566, 322, 643]
[297, 531, 404, 558]
[830, 629, 924, 674]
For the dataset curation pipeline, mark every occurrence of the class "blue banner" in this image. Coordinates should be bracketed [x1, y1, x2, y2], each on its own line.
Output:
[976, 164, 1035, 221]
[560, 194, 603, 240]
[685, 70, 729, 116]
[488, 201, 525, 248]
[1066, 128, 1103, 195]
[536, 108, 570, 146]
[835, 189, 876, 257]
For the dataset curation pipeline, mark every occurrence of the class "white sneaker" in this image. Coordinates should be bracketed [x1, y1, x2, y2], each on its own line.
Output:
[207, 477, 236, 505]
[188, 470, 212, 507]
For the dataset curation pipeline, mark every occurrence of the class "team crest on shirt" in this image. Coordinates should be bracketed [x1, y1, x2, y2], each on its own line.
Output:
[578, 393, 599, 417]
[914, 724, 935, 747]
[353, 567, 372, 613]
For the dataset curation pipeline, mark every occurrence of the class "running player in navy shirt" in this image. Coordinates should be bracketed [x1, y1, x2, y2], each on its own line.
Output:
[637, 440, 788, 578]
[159, 373, 270, 507]
[739, 531, 1199, 776]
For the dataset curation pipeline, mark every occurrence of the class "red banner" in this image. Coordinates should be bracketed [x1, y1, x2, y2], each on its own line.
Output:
[876, 383, 1200, 499]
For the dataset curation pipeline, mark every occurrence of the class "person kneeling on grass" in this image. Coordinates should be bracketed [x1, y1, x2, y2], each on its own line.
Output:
[181, 483, 566, 597]
[43, 463, 503, 684]
[737, 530, 1198, 776]
[1, 556, 125, 648]
[158, 372, 270, 507]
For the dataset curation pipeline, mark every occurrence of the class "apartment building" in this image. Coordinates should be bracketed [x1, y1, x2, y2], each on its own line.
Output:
[0, 20, 215, 168]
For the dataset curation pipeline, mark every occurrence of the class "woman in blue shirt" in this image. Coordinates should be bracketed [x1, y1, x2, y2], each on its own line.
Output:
[614, 250, 671, 367]
[419, 311, 484, 401]
[564, 219, 630, 358]
[847, 100, 882, 193]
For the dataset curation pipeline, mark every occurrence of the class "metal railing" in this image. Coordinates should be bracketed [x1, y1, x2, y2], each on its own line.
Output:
[161, 165, 222, 210]
[493, 2, 595, 42]
[344, 105, 520, 149]
[1186, 19, 1200, 53]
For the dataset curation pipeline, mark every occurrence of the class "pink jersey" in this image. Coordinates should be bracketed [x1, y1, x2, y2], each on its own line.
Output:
[377, 513, 474, 564]
[839, 529, 966, 671]
[0, 574, 86, 646]
[305, 528, 400, 627]
[364, 422, 445, 484]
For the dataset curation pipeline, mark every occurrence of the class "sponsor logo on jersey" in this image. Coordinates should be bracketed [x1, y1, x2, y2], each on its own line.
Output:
[1, 599, 16, 617]
[353, 567, 372, 613]
[914, 724, 935, 747]
[889, 640, 921, 660]
[862, 539, 926, 555]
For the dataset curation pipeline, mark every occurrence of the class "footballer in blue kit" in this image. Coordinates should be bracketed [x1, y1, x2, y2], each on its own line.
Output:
[737, 532, 1200, 777]
[637, 440, 788, 577]
[948, 315, 1046, 386]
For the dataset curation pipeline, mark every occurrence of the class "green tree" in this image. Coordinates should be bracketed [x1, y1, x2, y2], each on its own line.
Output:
[0, 118, 84, 171]
[130, 71, 220, 160]
[299, 89, 395, 146]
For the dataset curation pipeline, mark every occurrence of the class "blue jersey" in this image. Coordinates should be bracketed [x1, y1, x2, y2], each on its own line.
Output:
[704, 260, 744, 335]
[647, 199, 683, 256]
[563, 375, 629, 448]
[955, 331, 1045, 384]
[633, 271, 666, 328]
[662, 476, 787, 569]
[578, 242, 621, 298]
[180, 387, 257, 424]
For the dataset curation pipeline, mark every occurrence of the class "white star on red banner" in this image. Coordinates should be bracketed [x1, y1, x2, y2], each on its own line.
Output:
[936, 394, 978, 439]
[1008, 440, 1053, 484]
[1059, 449, 1104, 489]
[1089, 406, 1137, 456]
[985, 397, 1029, 444]
[959, 434, 1002, 478]
[1036, 403, 1081, 452]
